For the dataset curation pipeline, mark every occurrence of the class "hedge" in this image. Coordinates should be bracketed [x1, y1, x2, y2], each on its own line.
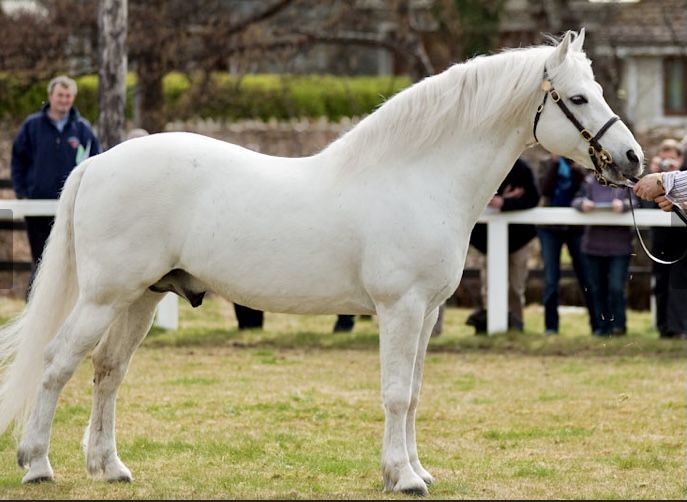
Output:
[0, 72, 412, 125]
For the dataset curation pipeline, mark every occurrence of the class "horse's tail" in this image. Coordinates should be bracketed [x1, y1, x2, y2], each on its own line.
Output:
[0, 159, 89, 438]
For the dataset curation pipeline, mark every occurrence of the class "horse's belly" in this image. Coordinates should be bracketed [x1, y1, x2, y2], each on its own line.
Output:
[210, 276, 376, 315]
[185, 250, 375, 315]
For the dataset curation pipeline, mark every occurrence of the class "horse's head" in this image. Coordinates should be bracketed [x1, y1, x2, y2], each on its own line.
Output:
[533, 29, 643, 187]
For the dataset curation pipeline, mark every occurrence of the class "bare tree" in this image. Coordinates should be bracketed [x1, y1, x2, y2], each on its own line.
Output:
[0, 0, 97, 79]
[127, 0, 298, 133]
[98, 0, 128, 149]
[0, 0, 511, 130]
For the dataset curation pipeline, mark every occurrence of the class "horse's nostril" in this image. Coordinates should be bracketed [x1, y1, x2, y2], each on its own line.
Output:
[626, 149, 639, 164]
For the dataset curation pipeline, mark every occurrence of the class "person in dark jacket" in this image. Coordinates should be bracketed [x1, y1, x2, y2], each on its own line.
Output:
[11, 75, 101, 296]
[468, 158, 540, 332]
[572, 175, 636, 336]
[537, 155, 598, 335]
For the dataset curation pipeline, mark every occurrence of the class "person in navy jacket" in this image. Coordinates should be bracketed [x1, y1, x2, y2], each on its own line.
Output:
[11, 75, 100, 296]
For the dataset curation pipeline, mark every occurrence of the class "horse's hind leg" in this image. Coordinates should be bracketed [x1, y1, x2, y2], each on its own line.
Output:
[83, 291, 160, 482]
[18, 300, 121, 483]
[406, 307, 439, 486]
[376, 294, 428, 496]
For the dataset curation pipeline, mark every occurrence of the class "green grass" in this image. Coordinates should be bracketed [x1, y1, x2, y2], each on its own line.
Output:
[0, 295, 684, 499]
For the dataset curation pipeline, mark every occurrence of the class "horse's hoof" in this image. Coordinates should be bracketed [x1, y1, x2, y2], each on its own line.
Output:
[411, 462, 434, 486]
[22, 475, 54, 484]
[401, 485, 428, 496]
[419, 473, 434, 486]
[104, 458, 133, 483]
[383, 463, 429, 496]
[87, 452, 132, 482]
[108, 474, 133, 483]
[398, 481, 429, 497]
[20, 457, 54, 484]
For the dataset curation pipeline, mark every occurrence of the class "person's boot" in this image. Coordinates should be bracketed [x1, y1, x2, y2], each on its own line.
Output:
[333, 315, 355, 333]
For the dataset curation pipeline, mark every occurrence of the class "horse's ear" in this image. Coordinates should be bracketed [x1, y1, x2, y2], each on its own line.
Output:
[548, 31, 573, 68]
[571, 28, 586, 52]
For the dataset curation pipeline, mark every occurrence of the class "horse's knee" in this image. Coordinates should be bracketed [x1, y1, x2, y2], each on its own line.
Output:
[383, 392, 412, 415]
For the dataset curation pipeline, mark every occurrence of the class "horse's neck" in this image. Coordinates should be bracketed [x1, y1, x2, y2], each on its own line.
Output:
[316, 54, 542, 223]
[422, 124, 531, 222]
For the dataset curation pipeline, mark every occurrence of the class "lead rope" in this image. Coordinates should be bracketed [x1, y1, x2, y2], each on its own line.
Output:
[626, 187, 687, 265]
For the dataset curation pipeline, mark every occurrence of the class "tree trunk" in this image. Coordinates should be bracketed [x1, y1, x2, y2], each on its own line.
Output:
[98, 0, 128, 150]
[138, 63, 166, 134]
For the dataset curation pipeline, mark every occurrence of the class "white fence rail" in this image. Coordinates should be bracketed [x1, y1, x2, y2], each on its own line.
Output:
[477, 207, 681, 333]
[0, 200, 681, 333]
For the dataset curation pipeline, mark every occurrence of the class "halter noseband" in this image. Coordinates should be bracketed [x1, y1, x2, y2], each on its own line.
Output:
[532, 69, 620, 186]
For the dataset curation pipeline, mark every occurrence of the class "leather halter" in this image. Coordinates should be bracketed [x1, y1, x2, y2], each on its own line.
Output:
[533, 69, 687, 264]
[532, 68, 687, 265]
[532, 69, 620, 186]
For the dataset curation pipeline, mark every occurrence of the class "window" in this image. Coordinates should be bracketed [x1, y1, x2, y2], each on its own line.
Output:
[664, 57, 687, 115]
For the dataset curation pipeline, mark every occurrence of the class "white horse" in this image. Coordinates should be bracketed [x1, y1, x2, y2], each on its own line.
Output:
[0, 30, 641, 495]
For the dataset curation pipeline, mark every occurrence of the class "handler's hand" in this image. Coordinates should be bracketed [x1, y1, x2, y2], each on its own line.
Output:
[501, 185, 525, 200]
[655, 195, 673, 212]
[633, 173, 664, 201]
[580, 199, 595, 212]
[488, 195, 504, 209]
[612, 198, 624, 213]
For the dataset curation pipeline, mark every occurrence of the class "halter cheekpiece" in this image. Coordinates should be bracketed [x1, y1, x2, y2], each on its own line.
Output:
[532, 68, 620, 187]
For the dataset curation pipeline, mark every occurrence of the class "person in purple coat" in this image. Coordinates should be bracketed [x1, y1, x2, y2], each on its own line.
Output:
[572, 175, 636, 336]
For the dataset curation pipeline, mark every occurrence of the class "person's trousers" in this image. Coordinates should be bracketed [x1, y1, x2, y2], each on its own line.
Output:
[653, 260, 687, 336]
[233, 303, 264, 329]
[584, 253, 630, 334]
[24, 216, 54, 299]
[479, 242, 532, 328]
[537, 227, 598, 333]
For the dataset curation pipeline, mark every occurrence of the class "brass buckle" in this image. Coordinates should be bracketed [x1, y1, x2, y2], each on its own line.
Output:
[596, 173, 609, 186]
[541, 80, 552, 92]
[588, 146, 596, 157]
[599, 149, 613, 164]
[581, 129, 593, 141]
[550, 89, 560, 102]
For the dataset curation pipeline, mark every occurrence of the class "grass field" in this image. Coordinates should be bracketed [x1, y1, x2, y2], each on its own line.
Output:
[0, 295, 685, 499]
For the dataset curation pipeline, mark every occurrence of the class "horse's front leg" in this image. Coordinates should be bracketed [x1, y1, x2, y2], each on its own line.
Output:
[376, 295, 428, 496]
[406, 307, 438, 486]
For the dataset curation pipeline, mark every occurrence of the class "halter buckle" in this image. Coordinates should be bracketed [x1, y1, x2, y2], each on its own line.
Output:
[550, 89, 560, 102]
[541, 80, 553, 92]
[599, 149, 613, 164]
[596, 173, 609, 186]
[580, 129, 593, 142]
[588, 146, 596, 157]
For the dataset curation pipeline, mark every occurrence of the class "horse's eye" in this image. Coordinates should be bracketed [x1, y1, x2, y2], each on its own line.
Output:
[570, 95, 588, 105]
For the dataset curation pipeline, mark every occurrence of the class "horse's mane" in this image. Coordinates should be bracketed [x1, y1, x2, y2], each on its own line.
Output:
[322, 42, 591, 166]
